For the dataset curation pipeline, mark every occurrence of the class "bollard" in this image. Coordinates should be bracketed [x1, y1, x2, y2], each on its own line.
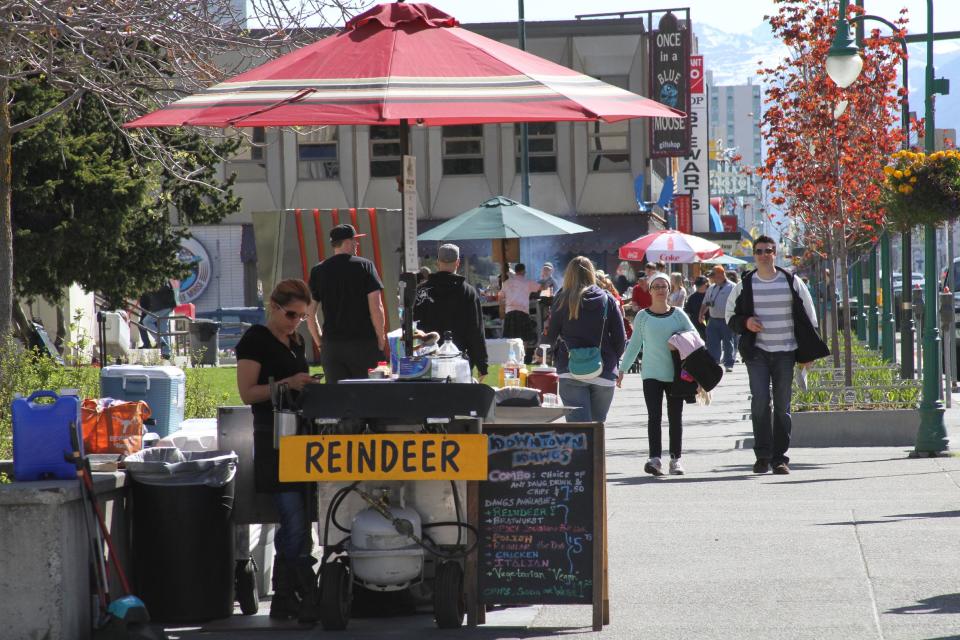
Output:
[940, 292, 955, 406]
[939, 292, 954, 409]
[912, 288, 924, 375]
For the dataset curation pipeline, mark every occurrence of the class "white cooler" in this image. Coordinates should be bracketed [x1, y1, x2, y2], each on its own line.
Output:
[484, 338, 525, 365]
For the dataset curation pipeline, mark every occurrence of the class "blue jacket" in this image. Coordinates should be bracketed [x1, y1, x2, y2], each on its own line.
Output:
[546, 285, 626, 381]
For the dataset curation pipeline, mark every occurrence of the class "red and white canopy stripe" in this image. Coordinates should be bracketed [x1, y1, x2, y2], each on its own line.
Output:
[619, 230, 723, 263]
[125, 3, 684, 128]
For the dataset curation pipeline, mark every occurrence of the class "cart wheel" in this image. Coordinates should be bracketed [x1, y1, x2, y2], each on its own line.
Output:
[319, 559, 352, 630]
[433, 561, 465, 629]
[235, 558, 259, 616]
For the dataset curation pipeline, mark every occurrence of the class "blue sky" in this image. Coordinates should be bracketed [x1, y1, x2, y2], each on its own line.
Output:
[442, 0, 960, 38]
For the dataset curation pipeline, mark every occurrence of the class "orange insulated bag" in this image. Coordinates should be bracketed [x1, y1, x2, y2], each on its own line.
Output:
[81, 398, 151, 455]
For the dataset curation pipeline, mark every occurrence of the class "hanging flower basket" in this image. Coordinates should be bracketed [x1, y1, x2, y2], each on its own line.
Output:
[880, 149, 960, 230]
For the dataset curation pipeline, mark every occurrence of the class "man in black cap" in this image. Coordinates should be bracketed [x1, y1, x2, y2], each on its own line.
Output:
[414, 243, 489, 379]
[307, 224, 388, 383]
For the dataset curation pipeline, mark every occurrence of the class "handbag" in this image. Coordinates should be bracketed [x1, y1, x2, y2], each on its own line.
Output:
[564, 296, 609, 381]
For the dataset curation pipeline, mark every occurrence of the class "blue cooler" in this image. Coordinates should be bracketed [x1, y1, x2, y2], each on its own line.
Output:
[12, 390, 82, 481]
[100, 365, 186, 438]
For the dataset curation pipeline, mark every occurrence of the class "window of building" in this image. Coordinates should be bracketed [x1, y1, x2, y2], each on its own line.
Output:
[370, 125, 402, 177]
[514, 122, 557, 173]
[442, 125, 484, 175]
[226, 127, 267, 182]
[588, 75, 630, 172]
[296, 127, 339, 180]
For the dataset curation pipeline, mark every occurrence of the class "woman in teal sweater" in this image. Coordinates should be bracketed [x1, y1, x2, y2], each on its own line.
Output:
[619, 272, 697, 476]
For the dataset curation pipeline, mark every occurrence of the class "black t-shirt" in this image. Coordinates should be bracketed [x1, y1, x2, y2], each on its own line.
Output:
[235, 324, 308, 430]
[308, 253, 384, 341]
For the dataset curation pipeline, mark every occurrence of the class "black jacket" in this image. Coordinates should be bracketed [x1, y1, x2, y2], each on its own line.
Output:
[727, 267, 829, 364]
[414, 271, 489, 375]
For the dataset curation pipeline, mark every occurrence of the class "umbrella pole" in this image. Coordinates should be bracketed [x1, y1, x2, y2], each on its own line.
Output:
[399, 118, 415, 356]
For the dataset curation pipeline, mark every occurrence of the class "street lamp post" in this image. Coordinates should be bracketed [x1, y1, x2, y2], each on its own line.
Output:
[827, 0, 948, 453]
[843, 14, 906, 364]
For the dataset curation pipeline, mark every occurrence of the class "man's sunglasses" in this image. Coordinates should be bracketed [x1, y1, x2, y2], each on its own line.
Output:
[280, 307, 308, 321]
[754, 248, 776, 255]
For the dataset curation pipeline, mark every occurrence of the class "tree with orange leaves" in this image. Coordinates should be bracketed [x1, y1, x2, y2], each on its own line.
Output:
[757, 0, 906, 384]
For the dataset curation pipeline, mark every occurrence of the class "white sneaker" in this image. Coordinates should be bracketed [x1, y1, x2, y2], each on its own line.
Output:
[669, 458, 685, 475]
[644, 457, 664, 476]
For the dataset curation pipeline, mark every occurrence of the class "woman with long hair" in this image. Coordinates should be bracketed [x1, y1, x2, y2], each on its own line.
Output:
[619, 272, 697, 476]
[235, 279, 320, 622]
[546, 257, 626, 422]
[667, 271, 687, 308]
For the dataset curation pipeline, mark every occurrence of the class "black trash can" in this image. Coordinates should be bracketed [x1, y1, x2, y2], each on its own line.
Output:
[125, 448, 238, 622]
[189, 319, 221, 366]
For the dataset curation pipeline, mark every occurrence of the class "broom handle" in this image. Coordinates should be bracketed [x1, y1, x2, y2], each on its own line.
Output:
[72, 423, 134, 596]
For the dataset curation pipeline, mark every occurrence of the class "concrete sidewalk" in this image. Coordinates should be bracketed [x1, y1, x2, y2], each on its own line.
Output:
[168, 366, 960, 640]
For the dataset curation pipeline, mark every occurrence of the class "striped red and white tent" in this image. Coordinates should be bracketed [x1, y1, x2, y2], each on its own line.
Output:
[125, 2, 684, 128]
[619, 230, 723, 263]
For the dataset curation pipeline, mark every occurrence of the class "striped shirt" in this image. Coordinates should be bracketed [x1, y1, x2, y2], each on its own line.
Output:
[752, 272, 796, 352]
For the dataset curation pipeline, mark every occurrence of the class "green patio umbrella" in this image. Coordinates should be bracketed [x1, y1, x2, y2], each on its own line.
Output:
[701, 254, 749, 266]
[417, 196, 592, 241]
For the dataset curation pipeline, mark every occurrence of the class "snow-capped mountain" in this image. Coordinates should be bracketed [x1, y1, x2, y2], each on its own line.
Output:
[694, 22, 785, 86]
[695, 21, 960, 133]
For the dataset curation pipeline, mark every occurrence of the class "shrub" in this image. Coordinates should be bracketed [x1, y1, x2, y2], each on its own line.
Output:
[184, 368, 229, 419]
[0, 333, 101, 461]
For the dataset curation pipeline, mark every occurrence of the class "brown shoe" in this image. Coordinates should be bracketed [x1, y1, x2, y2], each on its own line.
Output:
[752, 459, 770, 474]
[772, 463, 790, 475]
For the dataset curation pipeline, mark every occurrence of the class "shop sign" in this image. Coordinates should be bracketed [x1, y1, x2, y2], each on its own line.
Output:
[679, 55, 708, 231]
[674, 194, 692, 233]
[278, 434, 488, 481]
[649, 12, 690, 158]
[710, 171, 755, 197]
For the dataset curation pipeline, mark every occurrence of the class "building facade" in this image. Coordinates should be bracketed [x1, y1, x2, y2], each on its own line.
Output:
[706, 74, 766, 238]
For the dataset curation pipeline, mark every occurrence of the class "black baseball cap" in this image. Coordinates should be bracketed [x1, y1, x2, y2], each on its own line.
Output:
[329, 224, 366, 243]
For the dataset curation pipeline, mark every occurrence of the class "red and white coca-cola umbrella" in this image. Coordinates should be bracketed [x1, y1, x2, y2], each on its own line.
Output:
[619, 229, 723, 263]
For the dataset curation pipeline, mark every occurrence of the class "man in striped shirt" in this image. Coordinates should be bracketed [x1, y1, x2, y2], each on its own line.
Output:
[725, 235, 820, 475]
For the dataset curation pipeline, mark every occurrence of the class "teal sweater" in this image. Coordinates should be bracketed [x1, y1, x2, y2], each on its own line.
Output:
[621, 307, 696, 382]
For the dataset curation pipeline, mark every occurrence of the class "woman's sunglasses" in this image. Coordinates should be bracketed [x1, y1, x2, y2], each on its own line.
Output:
[280, 307, 308, 321]
[754, 248, 776, 255]
[650, 284, 670, 291]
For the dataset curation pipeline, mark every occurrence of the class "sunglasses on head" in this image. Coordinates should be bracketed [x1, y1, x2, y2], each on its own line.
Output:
[754, 248, 776, 255]
[280, 307, 307, 321]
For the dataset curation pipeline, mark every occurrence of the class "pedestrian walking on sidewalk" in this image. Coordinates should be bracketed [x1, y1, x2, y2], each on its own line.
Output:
[725, 235, 828, 475]
[619, 273, 698, 476]
[700, 265, 736, 372]
[546, 256, 626, 423]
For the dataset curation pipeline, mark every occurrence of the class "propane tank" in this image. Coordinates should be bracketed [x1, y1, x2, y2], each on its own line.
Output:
[348, 486, 424, 591]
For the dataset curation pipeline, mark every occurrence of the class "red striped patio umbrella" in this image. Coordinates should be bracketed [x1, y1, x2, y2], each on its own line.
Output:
[619, 230, 723, 264]
[125, 2, 683, 128]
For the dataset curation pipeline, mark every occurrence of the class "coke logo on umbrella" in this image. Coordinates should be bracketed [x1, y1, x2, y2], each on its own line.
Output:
[658, 254, 683, 262]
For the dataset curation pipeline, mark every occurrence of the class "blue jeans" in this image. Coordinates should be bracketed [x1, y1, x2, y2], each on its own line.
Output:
[271, 490, 312, 561]
[142, 307, 172, 358]
[706, 318, 735, 368]
[559, 378, 616, 422]
[745, 349, 796, 465]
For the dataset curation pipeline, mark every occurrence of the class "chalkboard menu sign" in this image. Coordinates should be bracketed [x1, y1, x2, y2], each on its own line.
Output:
[468, 423, 606, 631]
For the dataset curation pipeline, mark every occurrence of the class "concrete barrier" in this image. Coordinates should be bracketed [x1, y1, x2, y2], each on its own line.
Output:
[740, 409, 919, 448]
[0, 469, 130, 640]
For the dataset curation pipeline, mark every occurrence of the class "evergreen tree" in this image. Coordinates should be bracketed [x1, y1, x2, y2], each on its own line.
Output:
[11, 79, 239, 308]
